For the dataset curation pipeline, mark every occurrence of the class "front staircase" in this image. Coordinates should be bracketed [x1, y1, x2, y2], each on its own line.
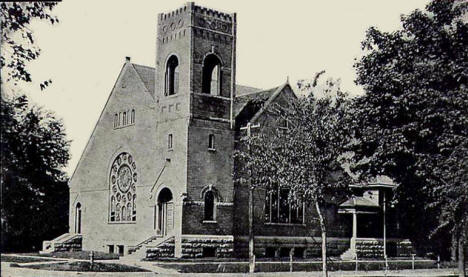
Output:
[40, 233, 82, 254]
[340, 247, 356, 260]
[123, 235, 175, 260]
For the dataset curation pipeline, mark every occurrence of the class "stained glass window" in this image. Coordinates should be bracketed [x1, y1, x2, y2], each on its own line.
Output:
[264, 185, 304, 224]
[109, 152, 137, 222]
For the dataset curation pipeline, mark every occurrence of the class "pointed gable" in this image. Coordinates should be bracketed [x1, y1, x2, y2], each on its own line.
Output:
[70, 62, 155, 185]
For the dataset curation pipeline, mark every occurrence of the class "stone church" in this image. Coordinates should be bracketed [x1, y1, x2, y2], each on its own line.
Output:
[42, 2, 412, 259]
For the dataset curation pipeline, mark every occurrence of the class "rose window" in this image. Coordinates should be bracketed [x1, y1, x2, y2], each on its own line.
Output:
[109, 152, 137, 222]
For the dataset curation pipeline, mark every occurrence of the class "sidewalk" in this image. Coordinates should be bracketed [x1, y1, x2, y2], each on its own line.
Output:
[0, 254, 461, 277]
[1, 262, 460, 277]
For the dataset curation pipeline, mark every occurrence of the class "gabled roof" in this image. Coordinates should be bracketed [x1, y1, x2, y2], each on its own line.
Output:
[236, 84, 261, 96]
[132, 63, 155, 96]
[234, 85, 279, 118]
[234, 82, 295, 127]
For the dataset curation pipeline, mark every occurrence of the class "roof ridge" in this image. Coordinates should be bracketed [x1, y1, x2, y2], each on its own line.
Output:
[131, 63, 154, 70]
[235, 85, 279, 98]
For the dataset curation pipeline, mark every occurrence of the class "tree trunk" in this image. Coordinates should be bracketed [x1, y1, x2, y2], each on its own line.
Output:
[249, 187, 255, 273]
[315, 201, 328, 277]
[452, 232, 458, 262]
[458, 232, 465, 277]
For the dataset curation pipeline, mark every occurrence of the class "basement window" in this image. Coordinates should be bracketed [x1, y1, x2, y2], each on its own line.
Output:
[280, 247, 291, 258]
[294, 247, 305, 258]
[265, 247, 276, 258]
[202, 247, 217, 257]
[208, 134, 215, 151]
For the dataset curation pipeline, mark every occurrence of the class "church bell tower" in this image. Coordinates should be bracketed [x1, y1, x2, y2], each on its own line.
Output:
[155, 2, 237, 123]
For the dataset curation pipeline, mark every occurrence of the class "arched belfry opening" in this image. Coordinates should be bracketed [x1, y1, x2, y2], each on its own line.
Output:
[165, 55, 179, 96]
[202, 54, 222, 95]
[155, 188, 174, 236]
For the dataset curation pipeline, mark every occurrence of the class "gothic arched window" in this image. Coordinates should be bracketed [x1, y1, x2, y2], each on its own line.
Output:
[109, 152, 137, 222]
[204, 190, 215, 221]
[75, 203, 82, 233]
[114, 114, 119, 128]
[202, 54, 222, 95]
[165, 55, 179, 96]
[131, 109, 135, 124]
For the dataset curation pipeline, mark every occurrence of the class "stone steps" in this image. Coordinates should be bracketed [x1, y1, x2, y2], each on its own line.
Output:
[124, 236, 175, 261]
[40, 233, 82, 254]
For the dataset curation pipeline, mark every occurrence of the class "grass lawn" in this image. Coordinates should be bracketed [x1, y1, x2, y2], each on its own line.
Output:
[156, 259, 448, 273]
[23, 261, 150, 272]
[38, 250, 119, 260]
[0, 255, 57, 263]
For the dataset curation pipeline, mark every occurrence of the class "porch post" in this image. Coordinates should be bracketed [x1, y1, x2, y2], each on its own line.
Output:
[383, 191, 387, 259]
[351, 210, 357, 256]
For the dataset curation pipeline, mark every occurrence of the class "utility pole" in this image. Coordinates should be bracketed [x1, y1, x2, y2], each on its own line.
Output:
[240, 122, 260, 273]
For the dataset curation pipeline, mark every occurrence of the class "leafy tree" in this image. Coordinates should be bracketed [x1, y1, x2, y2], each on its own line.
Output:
[236, 76, 352, 277]
[1, 94, 70, 252]
[1, 1, 59, 89]
[0, 1, 67, 252]
[350, 0, 467, 275]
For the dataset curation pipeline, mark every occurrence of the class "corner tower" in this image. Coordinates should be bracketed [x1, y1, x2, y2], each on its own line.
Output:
[154, 3, 237, 258]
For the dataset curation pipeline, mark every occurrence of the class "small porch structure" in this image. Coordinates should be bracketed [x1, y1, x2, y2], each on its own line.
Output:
[338, 176, 404, 259]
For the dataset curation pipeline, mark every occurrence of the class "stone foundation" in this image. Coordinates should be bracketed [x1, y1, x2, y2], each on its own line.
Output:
[356, 238, 414, 258]
[235, 236, 350, 258]
[145, 235, 234, 260]
[181, 236, 234, 258]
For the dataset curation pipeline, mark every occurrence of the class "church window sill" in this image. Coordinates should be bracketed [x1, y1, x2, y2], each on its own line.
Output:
[108, 221, 137, 224]
[164, 93, 180, 99]
[202, 220, 217, 224]
[208, 148, 216, 152]
[113, 123, 135, 130]
[193, 92, 230, 101]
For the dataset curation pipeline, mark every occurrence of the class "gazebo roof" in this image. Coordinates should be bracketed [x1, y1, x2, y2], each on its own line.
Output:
[339, 196, 379, 209]
[338, 196, 380, 214]
[349, 175, 398, 190]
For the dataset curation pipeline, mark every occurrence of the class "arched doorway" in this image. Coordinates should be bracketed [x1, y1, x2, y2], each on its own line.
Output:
[155, 188, 173, 236]
[75, 203, 82, 234]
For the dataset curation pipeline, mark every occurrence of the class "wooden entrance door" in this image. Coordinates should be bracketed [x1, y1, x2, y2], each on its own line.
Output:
[155, 188, 173, 236]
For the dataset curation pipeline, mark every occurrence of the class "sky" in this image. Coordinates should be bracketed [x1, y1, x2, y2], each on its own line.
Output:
[9, 0, 429, 175]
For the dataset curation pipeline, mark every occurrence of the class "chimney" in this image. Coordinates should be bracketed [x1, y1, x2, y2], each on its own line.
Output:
[125, 56, 131, 63]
